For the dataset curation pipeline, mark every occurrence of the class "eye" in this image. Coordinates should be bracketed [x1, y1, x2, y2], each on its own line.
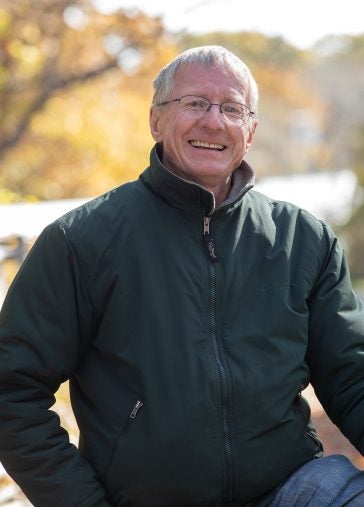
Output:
[181, 96, 208, 110]
[222, 103, 243, 116]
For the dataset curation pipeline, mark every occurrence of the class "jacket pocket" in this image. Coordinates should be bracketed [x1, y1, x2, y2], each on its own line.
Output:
[102, 399, 144, 482]
[295, 392, 323, 456]
[304, 423, 323, 456]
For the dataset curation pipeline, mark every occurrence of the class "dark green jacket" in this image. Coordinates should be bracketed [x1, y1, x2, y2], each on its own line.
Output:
[1, 145, 364, 507]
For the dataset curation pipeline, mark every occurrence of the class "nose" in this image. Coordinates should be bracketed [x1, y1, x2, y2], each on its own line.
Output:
[199, 104, 225, 129]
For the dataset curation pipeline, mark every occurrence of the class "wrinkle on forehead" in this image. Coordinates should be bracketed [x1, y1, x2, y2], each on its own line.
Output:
[172, 62, 251, 103]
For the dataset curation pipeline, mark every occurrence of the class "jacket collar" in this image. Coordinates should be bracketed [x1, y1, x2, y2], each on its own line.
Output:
[140, 144, 255, 215]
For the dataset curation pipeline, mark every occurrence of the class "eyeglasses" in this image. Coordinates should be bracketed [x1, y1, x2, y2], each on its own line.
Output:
[157, 95, 255, 125]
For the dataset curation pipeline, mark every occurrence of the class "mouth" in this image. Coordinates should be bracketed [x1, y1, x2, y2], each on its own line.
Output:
[189, 140, 226, 151]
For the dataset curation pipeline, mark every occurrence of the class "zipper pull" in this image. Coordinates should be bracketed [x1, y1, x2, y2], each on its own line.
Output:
[203, 217, 219, 263]
[130, 400, 143, 419]
[203, 216, 211, 235]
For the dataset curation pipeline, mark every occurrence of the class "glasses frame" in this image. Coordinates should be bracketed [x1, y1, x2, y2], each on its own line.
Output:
[157, 95, 255, 125]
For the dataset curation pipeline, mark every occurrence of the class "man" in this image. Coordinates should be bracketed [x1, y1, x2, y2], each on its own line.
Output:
[0, 45, 364, 507]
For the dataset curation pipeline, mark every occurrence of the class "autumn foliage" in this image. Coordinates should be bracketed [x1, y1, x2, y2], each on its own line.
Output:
[1, 0, 364, 275]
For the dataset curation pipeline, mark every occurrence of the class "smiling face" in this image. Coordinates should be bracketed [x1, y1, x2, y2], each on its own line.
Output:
[150, 63, 257, 193]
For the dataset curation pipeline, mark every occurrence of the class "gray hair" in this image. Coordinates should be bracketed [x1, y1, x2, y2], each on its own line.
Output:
[151, 45, 259, 114]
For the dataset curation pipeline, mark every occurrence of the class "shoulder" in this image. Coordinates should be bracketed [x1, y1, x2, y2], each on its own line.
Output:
[245, 190, 338, 261]
[247, 189, 331, 237]
[29, 179, 147, 266]
[54, 179, 144, 240]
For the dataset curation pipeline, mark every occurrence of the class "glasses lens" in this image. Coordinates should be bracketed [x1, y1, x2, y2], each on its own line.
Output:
[222, 103, 249, 124]
[180, 96, 209, 112]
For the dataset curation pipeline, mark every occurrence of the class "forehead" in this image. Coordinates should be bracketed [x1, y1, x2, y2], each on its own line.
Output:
[172, 63, 248, 100]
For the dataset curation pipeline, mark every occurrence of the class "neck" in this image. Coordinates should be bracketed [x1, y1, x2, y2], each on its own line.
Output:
[173, 171, 233, 208]
[204, 177, 232, 207]
[162, 164, 233, 207]
[155, 145, 235, 207]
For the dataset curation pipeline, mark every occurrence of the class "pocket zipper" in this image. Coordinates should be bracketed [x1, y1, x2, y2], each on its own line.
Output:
[130, 400, 143, 419]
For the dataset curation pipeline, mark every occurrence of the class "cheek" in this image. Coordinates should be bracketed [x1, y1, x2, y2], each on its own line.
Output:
[151, 110, 179, 143]
[229, 135, 250, 163]
[162, 118, 182, 142]
[163, 120, 191, 149]
[238, 129, 252, 151]
[235, 135, 248, 153]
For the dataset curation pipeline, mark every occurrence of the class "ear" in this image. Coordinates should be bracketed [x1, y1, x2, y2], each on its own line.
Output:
[245, 120, 258, 152]
[149, 107, 163, 142]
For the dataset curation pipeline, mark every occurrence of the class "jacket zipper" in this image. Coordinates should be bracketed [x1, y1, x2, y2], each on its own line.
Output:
[203, 216, 233, 500]
[203, 217, 219, 263]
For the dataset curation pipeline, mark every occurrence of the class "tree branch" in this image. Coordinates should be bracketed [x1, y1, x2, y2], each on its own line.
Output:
[0, 59, 118, 160]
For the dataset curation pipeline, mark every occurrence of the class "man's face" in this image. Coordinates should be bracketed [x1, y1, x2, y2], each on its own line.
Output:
[150, 64, 257, 187]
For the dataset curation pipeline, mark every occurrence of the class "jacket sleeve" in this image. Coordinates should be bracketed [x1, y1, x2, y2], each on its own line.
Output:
[307, 223, 364, 455]
[0, 223, 111, 507]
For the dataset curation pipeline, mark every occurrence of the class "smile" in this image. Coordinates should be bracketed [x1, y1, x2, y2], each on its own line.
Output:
[189, 140, 226, 151]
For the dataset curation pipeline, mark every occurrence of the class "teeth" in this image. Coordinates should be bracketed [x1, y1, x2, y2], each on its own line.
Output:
[190, 140, 224, 150]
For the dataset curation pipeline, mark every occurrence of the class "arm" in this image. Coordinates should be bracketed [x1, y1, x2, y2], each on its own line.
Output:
[307, 223, 364, 454]
[0, 223, 111, 506]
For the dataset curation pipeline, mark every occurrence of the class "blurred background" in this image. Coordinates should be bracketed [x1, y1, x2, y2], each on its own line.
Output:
[0, 0, 364, 504]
